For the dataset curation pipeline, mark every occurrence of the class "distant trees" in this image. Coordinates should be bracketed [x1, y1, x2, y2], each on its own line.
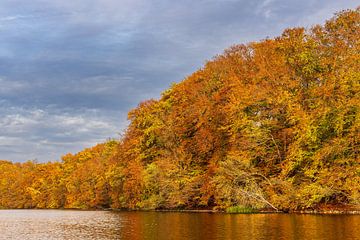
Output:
[0, 7, 358, 211]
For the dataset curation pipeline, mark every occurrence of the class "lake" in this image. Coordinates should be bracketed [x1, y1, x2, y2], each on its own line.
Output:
[0, 210, 359, 239]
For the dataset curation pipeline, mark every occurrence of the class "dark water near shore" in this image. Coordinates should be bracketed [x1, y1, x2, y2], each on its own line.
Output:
[0, 210, 359, 240]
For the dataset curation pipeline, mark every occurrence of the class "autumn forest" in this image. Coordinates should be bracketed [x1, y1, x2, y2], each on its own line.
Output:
[0, 8, 359, 212]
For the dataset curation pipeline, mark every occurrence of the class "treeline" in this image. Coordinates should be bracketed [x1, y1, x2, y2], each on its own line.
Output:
[0, 8, 359, 212]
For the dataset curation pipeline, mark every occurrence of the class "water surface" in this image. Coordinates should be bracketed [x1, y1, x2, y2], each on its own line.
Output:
[0, 210, 359, 240]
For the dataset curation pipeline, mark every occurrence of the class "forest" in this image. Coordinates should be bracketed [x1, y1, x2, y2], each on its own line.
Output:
[0, 8, 359, 212]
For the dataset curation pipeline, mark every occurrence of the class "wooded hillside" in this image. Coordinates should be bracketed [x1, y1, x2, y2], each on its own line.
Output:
[1, 8, 359, 212]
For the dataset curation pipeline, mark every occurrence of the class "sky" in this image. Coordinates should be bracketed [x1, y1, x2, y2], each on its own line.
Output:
[0, 0, 359, 162]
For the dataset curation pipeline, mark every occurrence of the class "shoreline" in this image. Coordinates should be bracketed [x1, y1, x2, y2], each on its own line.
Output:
[1, 207, 360, 215]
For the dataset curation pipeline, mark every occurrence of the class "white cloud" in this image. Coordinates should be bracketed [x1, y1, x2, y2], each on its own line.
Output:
[0, 78, 28, 93]
[296, 1, 360, 27]
[0, 0, 358, 163]
[0, 105, 126, 162]
[256, 0, 276, 19]
[40, 0, 150, 27]
[59, 75, 135, 95]
[0, 14, 32, 22]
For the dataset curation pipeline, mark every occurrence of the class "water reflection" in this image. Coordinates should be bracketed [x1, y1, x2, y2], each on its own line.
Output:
[0, 210, 359, 240]
[115, 212, 360, 240]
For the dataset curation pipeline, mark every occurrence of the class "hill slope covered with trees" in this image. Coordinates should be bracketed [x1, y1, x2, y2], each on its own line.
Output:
[0, 8, 359, 212]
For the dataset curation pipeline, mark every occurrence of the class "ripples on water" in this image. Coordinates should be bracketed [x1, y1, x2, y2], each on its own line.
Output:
[0, 210, 359, 240]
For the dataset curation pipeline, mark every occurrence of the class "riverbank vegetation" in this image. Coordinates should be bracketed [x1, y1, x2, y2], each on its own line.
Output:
[0, 8, 359, 212]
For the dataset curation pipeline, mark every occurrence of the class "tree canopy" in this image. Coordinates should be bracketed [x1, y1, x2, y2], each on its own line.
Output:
[0, 8, 359, 212]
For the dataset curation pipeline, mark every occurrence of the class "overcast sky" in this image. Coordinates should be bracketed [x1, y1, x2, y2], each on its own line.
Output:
[0, 0, 358, 162]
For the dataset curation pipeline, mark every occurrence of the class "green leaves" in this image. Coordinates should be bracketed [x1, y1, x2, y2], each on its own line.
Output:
[0, 7, 359, 212]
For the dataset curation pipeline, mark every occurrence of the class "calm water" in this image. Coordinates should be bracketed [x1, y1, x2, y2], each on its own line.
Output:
[0, 210, 359, 240]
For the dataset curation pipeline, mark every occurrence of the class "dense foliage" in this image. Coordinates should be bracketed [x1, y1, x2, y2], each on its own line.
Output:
[0, 8, 359, 211]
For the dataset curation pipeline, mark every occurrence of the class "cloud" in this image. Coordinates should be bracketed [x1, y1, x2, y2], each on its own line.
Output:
[0, 15, 33, 22]
[0, 103, 126, 162]
[256, 0, 276, 19]
[295, 1, 360, 27]
[0, 0, 358, 162]
[0, 77, 28, 94]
